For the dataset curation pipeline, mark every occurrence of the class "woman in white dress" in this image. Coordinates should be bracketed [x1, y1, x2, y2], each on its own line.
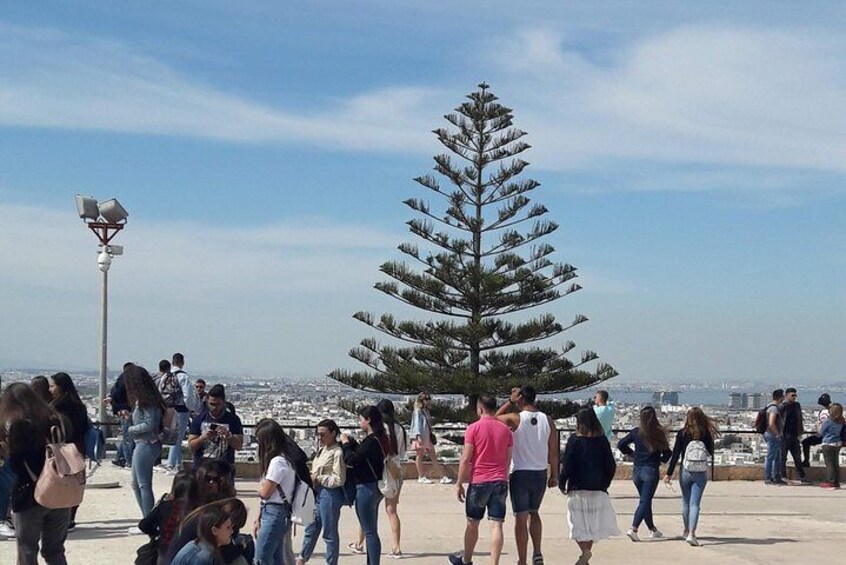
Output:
[559, 407, 619, 565]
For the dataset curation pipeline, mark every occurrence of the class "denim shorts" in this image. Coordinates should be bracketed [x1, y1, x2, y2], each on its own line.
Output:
[466, 481, 508, 521]
[509, 470, 547, 514]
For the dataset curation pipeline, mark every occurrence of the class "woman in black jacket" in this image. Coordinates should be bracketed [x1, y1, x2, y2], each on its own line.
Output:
[0, 382, 70, 565]
[617, 406, 671, 541]
[559, 407, 619, 565]
[341, 406, 390, 565]
[138, 470, 199, 563]
[49, 372, 91, 530]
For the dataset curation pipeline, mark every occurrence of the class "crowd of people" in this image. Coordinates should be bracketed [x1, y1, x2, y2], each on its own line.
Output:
[761, 388, 845, 489]
[0, 369, 842, 565]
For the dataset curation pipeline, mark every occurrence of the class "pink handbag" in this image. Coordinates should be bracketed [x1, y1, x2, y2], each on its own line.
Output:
[25, 423, 87, 509]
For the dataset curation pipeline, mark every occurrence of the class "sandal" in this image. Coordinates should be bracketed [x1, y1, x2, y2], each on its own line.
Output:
[347, 542, 365, 554]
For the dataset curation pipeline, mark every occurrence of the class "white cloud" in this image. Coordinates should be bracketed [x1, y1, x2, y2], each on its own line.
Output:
[490, 25, 846, 177]
[0, 24, 446, 152]
[3, 22, 846, 192]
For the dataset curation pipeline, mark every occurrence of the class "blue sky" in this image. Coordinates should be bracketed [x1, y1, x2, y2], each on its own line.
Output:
[1, 2, 844, 384]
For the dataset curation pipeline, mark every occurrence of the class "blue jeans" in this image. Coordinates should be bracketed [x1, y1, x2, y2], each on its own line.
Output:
[0, 458, 14, 520]
[355, 482, 383, 565]
[764, 432, 782, 481]
[117, 417, 135, 465]
[679, 469, 707, 533]
[131, 441, 161, 517]
[465, 481, 508, 521]
[255, 502, 292, 565]
[166, 411, 190, 469]
[632, 465, 660, 530]
[300, 487, 345, 564]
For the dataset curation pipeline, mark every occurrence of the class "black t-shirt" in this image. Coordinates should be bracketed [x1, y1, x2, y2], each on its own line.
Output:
[782, 402, 803, 436]
[188, 408, 243, 467]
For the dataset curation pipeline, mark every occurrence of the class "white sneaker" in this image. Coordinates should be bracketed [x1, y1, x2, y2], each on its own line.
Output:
[439, 476, 454, 484]
[127, 526, 143, 535]
[649, 529, 663, 539]
[153, 464, 171, 473]
[0, 521, 15, 538]
[686, 533, 700, 546]
[417, 477, 433, 484]
[626, 529, 640, 542]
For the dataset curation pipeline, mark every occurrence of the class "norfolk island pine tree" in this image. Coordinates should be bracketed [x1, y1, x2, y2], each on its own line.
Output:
[330, 83, 617, 420]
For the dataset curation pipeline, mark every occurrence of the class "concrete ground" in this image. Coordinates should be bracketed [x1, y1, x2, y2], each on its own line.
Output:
[1, 464, 844, 564]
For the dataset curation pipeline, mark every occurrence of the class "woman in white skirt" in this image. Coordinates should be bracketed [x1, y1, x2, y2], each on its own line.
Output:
[559, 407, 620, 565]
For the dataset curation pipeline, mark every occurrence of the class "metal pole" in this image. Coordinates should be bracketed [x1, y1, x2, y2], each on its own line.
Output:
[99, 266, 109, 424]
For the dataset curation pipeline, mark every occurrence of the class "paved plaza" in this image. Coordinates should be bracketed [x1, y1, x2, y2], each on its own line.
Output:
[1, 464, 844, 564]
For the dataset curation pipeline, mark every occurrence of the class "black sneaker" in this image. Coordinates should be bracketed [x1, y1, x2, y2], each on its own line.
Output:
[448, 555, 470, 565]
[67, 522, 76, 532]
[801, 461, 811, 468]
[110, 459, 126, 468]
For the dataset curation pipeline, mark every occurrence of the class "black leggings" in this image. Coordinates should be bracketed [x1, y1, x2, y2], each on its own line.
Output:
[802, 435, 822, 463]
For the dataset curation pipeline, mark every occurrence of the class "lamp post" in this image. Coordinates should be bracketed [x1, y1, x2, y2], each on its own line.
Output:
[76, 195, 129, 424]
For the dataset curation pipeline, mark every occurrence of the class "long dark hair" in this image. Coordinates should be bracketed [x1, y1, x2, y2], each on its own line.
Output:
[575, 407, 604, 438]
[30, 376, 53, 404]
[124, 365, 166, 411]
[683, 407, 720, 440]
[49, 372, 86, 409]
[638, 406, 669, 453]
[160, 471, 200, 548]
[170, 471, 199, 512]
[196, 460, 236, 504]
[377, 399, 405, 457]
[255, 418, 302, 475]
[360, 405, 391, 454]
[0, 382, 57, 438]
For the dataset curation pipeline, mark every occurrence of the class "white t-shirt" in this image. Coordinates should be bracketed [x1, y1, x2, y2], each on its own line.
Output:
[263, 455, 296, 504]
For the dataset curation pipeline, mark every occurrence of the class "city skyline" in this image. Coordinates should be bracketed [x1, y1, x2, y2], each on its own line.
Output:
[1, 3, 844, 382]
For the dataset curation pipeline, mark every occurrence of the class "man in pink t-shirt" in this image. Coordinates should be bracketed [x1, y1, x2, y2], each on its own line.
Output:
[451, 395, 513, 565]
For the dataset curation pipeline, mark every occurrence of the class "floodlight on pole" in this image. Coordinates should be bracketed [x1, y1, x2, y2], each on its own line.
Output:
[75, 194, 128, 424]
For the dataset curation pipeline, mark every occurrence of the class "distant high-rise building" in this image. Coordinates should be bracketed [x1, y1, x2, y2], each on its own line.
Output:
[652, 390, 680, 407]
[729, 392, 748, 409]
[747, 393, 765, 410]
